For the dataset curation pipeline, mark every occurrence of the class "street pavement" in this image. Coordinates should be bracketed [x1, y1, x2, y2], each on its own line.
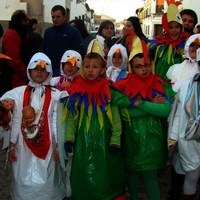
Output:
[0, 139, 171, 200]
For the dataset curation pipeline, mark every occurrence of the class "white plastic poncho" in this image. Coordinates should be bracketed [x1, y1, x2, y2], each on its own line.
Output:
[166, 34, 200, 92]
[1, 52, 67, 200]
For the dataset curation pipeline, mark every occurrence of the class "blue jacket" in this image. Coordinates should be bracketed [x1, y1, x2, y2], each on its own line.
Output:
[43, 23, 84, 76]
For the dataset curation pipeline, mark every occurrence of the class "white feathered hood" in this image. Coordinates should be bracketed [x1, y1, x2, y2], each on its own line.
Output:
[60, 50, 82, 76]
[184, 33, 200, 61]
[27, 52, 52, 87]
[107, 44, 128, 70]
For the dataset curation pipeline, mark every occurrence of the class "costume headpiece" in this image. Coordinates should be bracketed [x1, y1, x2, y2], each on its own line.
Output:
[87, 39, 104, 58]
[162, 0, 182, 33]
[128, 36, 148, 62]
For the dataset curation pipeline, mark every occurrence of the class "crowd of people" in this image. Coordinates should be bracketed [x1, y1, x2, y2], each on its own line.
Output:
[0, 2, 200, 200]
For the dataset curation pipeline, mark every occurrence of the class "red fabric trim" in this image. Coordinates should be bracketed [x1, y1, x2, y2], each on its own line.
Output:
[22, 86, 51, 159]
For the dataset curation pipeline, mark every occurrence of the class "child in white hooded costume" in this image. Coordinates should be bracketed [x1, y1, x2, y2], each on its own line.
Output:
[106, 44, 128, 82]
[1, 52, 68, 200]
[50, 50, 82, 91]
[168, 44, 200, 199]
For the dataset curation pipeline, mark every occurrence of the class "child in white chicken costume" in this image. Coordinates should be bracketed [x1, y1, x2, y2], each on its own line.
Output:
[1, 52, 68, 200]
[106, 44, 128, 82]
[50, 50, 82, 91]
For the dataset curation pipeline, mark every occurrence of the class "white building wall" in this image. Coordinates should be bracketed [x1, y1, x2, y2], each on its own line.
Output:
[181, 0, 200, 25]
[43, 0, 67, 23]
[0, 0, 27, 21]
[70, 1, 86, 21]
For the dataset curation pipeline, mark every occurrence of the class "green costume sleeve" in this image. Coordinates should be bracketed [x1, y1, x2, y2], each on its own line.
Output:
[109, 105, 122, 146]
[65, 110, 79, 142]
[137, 100, 171, 117]
[111, 88, 131, 107]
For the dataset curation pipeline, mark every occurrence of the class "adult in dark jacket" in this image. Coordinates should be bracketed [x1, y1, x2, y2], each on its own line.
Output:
[43, 5, 84, 77]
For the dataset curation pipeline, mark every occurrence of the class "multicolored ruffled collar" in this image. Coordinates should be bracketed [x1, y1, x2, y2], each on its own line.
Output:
[112, 73, 166, 105]
[67, 75, 111, 113]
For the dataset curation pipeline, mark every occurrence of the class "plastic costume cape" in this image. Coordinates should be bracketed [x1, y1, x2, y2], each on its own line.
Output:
[106, 44, 128, 82]
[148, 0, 190, 97]
[1, 52, 67, 200]
[112, 73, 171, 171]
[166, 34, 200, 92]
[60, 75, 125, 200]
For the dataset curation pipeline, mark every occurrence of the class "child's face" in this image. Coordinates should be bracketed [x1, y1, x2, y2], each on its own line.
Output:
[103, 43, 109, 57]
[181, 14, 196, 31]
[168, 21, 182, 40]
[1, 99, 14, 111]
[131, 57, 151, 78]
[63, 62, 79, 76]
[83, 58, 105, 81]
[30, 66, 49, 84]
[189, 42, 200, 60]
[112, 52, 123, 68]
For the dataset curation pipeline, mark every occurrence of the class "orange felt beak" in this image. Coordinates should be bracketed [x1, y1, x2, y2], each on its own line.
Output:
[0, 53, 11, 60]
[193, 38, 200, 46]
[66, 57, 76, 66]
[37, 60, 46, 68]
[114, 48, 121, 54]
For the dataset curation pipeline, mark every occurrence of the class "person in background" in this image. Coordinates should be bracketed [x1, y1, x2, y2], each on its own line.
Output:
[1, 52, 68, 200]
[28, 18, 43, 54]
[106, 43, 128, 82]
[87, 20, 115, 58]
[2, 10, 31, 88]
[0, 23, 3, 39]
[194, 24, 200, 34]
[180, 9, 198, 35]
[103, 37, 118, 60]
[43, 5, 84, 77]
[70, 19, 95, 57]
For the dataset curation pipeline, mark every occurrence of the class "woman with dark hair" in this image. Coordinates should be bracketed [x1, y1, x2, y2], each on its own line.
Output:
[87, 20, 115, 57]
[124, 16, 147, 43]
[2, 10, 31, 89]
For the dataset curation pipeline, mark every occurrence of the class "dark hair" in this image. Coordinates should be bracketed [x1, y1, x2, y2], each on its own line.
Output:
[70, 19, 89, 39]
[84, 52, 106, 68]
[97, 20, 115, 38]
[51, 5, 66, 16]
[127, 16, 147, 43]
[104, 37, 118, 49]
[0, 23, 3, 38]
[180, 9, 198, 26]
[30, 18, 38, 26]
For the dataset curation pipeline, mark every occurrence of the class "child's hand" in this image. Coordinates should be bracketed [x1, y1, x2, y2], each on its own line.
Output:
[153, 95, 165, 103]
[53, 148, 59, 161]
[133, 96, 141, 107]
[60, 81, 71, 89]
[8, 147, 17, 162]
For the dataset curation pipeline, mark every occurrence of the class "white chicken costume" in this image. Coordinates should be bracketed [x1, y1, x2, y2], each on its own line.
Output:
[1, 52, 68, 200]
[50, 50, 82, 90]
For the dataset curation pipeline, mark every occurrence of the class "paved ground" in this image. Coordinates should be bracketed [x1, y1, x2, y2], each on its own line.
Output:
[0, 137, 171, 200]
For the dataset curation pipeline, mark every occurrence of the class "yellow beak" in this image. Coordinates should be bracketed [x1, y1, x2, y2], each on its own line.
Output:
[66, 57, 76, 66]
[0, 53, 11, 60]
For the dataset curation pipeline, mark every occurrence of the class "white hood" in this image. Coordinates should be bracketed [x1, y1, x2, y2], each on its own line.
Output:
[27, 52, 52, 87]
